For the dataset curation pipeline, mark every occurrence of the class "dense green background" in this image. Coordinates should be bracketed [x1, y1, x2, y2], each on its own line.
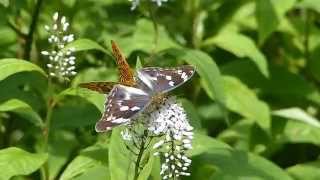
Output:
[1, 0, 320, 179]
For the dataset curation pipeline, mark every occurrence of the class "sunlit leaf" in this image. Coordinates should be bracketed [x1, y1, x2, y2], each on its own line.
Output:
[273, 107, 320, 128]
[287, 160, 320, 180]
[204, 32, 269, 77]
[109, 128, 134, 180]
[65, 39, 110, 55]
[223, 76, 270, 130]
[0, 99, 43, 127]
[167, 48, 226, 106]
[0, 58, 46, 82]
[60, 143, 109, 180]
[0, 147, 47, 180]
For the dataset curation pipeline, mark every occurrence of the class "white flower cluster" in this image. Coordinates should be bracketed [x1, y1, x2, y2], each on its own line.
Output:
[41, 12, 76, 79]
[148, 97, 193, 179]
[129, 0, 168, 10]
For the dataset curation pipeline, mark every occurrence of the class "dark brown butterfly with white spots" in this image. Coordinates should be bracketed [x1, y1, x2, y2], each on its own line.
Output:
[79, 41, 195, 132]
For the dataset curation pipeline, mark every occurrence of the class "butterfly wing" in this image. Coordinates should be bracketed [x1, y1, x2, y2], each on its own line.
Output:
[111, 40, 135, 86]
[136, 65, 195, 94]
[79, 82, 116, 94]
[95, 84, 150, 132]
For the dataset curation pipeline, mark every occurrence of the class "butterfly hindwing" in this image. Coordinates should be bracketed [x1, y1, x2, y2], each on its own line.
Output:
[79, 82, 116, 94]
[137, 65, 195, 94]
[95, 84, 150, 132]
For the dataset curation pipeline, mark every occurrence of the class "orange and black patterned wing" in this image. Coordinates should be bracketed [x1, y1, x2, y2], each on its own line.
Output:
[79, 82, 116, 94]
[111, 40, 135, 86]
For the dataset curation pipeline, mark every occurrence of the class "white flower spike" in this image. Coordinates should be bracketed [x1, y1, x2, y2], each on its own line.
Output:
[41, 12, 76, 80]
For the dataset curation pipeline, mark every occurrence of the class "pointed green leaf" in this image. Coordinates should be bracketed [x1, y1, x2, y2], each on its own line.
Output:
[223, 76, 270, 130]
[0, 99, 43, 127]
[0, 147, 47, 180]
[0, 58, 46, 82]
[273, 108, 320, 128]
[204, 32, 269, 77]
[167, 49, 225, 106]
[65, 39, 110, 55]
[287, 160, 320, 180]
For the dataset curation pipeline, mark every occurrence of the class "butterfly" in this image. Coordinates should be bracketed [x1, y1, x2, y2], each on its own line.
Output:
[79, 40, 135, 94]
[95, 65, 195, 132]
[79, 41, 195, 132]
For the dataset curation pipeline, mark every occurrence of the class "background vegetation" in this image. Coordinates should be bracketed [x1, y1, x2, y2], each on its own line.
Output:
[1, 0, 320, 179]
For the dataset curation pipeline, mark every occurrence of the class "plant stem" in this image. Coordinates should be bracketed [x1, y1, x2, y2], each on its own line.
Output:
[303, 9, 311, 62]
[148, 4, 159, 54]
[41, 78, 56, 180]
[24, 0, 44, 60]
[133, 130, 148, 180]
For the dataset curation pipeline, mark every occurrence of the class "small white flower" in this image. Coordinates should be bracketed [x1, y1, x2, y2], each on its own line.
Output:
[129, 0, 168, 10]
[121, 128, 132, 141]
[53, 12, 59, 21]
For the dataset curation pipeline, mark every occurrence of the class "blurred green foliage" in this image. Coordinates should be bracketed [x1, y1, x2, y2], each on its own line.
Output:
[1, 0, 320, 179]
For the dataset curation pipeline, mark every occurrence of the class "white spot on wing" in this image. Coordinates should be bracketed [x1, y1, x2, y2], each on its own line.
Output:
[181, 72, 188, 81]
[131, 106, 140, 111]
[120, 106, 129, 111]
[112, 118, 129, 124]
[169, 81, 175, 86]
[165, 75, 172, 80]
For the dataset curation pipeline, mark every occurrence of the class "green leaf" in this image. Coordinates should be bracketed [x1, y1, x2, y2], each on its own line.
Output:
[190, 148, 293, 180]
[65, 39, 110, 55]
[0, 58, 46, 82]
[180, 98, 202, 129]
[222, 61, 320, 105]
[0, 147, 47, 180]
[136, 56, 143, 70]
[273, 107, 320, 128]
[109, 128, 134, 180]
[138, 153, 154, 180]
[167, 48, 226, 106]
[204, 32, 269, 77]
[110, 19, 180, 55]
[223, 76, 271, 130]
[191, 133, 231, 157]
[0, 0, 9, 7]
[51, 96, 101, 129]
[48, 131, 78, 180]
[279, 120, 320, 145]
[57, 87, 105, 112]
[60, 143, 109, 180]
[287, 160, 320, 180]
[0, 99, 43, 127]
[256, 0, 295, 43]
[256, 0, 279, 43]
[296, 0, 320, 13]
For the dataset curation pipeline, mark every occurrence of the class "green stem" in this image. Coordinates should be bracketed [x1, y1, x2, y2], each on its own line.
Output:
[133, 130, 148, 180]
[41, 78, 56, 180]
[24, 0, 44, 60]
[148, 4, 159, 54]
[303, 9, 311, 62]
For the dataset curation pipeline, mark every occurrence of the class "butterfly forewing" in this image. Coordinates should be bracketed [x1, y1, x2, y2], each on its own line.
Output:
[95, 84, 150, 132]
[111, 40, 135, 86]
[79, 82, 116, 94]
[137, 65, 195, 94]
